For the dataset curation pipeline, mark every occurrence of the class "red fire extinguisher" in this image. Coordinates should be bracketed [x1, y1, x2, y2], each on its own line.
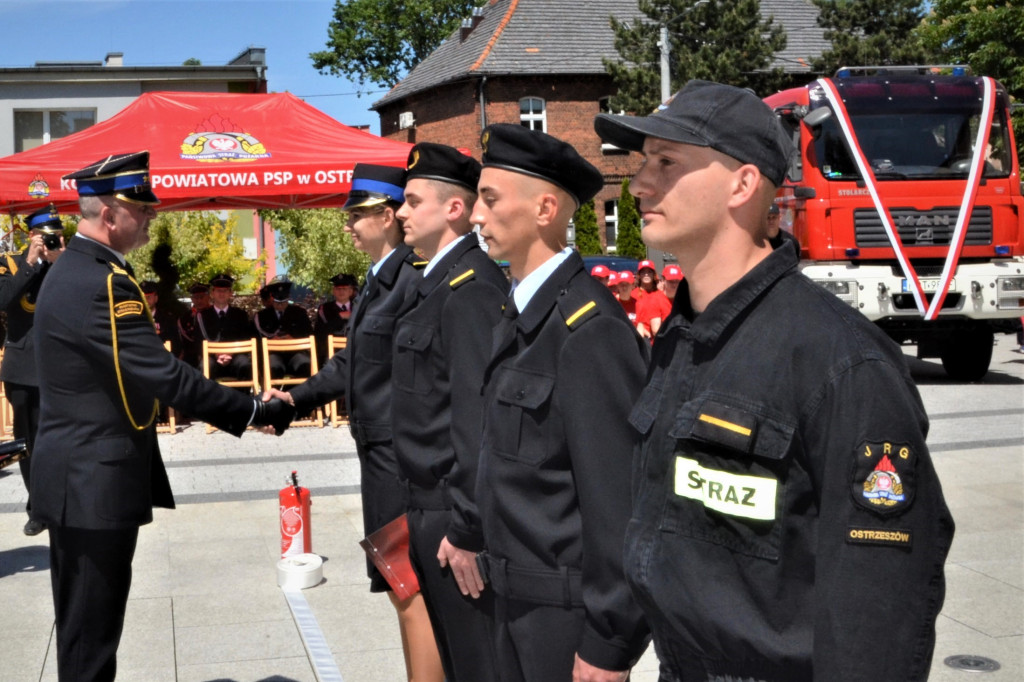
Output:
[280, 470, 312, 558]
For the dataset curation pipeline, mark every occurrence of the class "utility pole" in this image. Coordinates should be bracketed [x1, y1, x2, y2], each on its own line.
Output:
[659, 0, 710, 102]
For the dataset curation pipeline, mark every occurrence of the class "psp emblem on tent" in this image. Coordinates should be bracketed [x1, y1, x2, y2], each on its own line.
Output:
[27, 174, 50, 198]
[180, 114, 271, 163]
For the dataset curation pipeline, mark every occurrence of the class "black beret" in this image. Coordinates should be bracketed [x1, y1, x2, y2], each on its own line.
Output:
[330, 273, 358, 287]
[406, 142, 481, 192]
[188, 282, 209, 294]
[343, 163, 406, 209]
[63, 150, 160, 205]
[480, 123, 604, 206]
[139, 280, 158, 294]
[26, 204, 62, 232]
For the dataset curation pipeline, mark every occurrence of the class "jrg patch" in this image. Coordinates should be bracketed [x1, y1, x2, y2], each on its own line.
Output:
[852, 441, 916, 516]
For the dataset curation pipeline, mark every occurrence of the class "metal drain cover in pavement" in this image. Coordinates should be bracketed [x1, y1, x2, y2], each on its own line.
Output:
[944, 655, 1001, 672]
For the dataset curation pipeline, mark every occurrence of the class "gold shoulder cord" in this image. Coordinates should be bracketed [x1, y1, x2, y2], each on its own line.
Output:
[107, 273, 158, 430]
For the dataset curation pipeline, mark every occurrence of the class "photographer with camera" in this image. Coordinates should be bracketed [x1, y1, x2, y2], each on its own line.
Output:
[0, 204, 65, 536]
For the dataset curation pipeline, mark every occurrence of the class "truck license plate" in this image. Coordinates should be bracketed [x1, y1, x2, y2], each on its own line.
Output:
[902, 278, 955, 293]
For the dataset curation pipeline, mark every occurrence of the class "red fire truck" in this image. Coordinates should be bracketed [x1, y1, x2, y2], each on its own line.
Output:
[765, 66, 1024, 381]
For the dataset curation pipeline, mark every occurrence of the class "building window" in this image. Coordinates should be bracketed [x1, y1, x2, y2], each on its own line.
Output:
[605, 199, 619, 252]
[599, 97, 628, 155]
[519, 97, 546, 132]
[14, 109, 96, 153]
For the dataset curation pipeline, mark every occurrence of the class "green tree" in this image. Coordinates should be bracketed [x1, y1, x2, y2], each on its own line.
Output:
[261, 208, 371, 297]
[311, 0, 485, 90]
[573, 200, 602, 255]
[128, 211, 263, 293]
[812, 0, 932, 75]
[605, 0, 788, 115]
[615, 179, 646, 259]
[918, 0, 1024, 160]
[182, 57, 202, 66]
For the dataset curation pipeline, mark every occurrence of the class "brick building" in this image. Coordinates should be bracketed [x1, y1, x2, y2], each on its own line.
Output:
[372, 0, 829, 251]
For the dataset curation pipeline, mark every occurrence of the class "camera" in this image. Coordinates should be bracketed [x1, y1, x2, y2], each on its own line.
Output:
[42, 232, 62, 250]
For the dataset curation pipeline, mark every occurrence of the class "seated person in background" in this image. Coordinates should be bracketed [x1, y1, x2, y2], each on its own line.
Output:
[196, 273, 254, 380]
[314, 272, 357, 366]
[177, 282, 211, 367]
[254, 275, 313, 379]
[141, 280, 181, 356]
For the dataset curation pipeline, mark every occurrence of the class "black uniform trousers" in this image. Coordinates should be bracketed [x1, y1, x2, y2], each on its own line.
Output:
[49, 524, 139, 682]
[4, 381, 39, 512]
[493, 595, 583, 682]
[266, 350, 311, 379]
[407, 505, 496, 682]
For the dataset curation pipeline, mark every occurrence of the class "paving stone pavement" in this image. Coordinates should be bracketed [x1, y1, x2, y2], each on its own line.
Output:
[0, 336, 1021, 681]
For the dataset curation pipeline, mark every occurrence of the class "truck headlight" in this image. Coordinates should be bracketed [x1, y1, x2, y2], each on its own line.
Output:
[996, 276, 1024, 309]
[814, 279, 859, 307]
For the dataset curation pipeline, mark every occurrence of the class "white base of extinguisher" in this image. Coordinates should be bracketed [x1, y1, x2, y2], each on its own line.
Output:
[277, 553, 324, 590]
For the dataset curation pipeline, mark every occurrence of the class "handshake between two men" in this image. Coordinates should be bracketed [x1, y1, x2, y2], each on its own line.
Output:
[252, 393, 296, 435]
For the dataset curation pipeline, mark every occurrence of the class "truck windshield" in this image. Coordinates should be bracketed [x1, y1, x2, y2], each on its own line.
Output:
[812, 78, 1013, 181]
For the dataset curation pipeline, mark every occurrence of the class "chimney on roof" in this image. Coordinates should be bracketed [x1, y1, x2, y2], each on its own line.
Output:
[104, 52, 123, 67]
[460, 6, 485, 41]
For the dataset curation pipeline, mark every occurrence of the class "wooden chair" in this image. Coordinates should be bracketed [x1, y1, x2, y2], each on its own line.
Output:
[202, 338, 261, 433]
[261, 336, 322, 428]
[155, 341, 178, 434]
[327, 335, 349, 428]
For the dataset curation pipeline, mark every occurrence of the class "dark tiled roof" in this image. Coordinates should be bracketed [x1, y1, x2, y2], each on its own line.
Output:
[374, 0, 828, 108]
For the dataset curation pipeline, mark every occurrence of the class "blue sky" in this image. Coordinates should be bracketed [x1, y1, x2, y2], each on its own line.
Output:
[0, 0, 390, 133]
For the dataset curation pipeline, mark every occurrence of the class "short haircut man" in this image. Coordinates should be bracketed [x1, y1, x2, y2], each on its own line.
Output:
[595, 80, 954, 681]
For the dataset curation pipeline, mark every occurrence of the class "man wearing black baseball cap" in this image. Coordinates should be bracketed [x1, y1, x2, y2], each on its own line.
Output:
[472, 124, 650, 681]
[390, 142, 507, 681]
[596, 81, 952, 681]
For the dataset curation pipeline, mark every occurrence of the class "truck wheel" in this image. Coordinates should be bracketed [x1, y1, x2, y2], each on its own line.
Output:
[939, 327, 994, 381]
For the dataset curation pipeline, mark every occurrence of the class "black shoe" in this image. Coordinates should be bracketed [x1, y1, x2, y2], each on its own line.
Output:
[23, 519, 46, 536]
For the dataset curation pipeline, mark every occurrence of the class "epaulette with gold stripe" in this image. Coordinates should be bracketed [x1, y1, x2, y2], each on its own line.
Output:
[564, 300, 599, 330]
[412, 259, 429, 268]
[108, 262, 130, 277]
[0, 252, 21, 276]
[449, 268, 476, 290]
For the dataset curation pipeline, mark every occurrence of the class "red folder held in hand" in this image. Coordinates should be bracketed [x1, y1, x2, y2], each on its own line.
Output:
[359, 514, 421, 600]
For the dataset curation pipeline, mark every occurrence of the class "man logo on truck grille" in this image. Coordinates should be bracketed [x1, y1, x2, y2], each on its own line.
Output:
[915, 227, 934, 243]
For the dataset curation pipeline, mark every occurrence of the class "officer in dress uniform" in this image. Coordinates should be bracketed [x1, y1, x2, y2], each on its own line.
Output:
[594, 80, 954, 681]
[274, 164, 445, 682]
[253, 275, 313, 378]
[29, 151, 292, 682]
[390, 143, 506, 680]
[140, 280, 181, 356]
[472, 124, 651, 682]
[196, 273, 254, 380]
[314, 273, 357, 365]
[177, 281, 211, 367]
[0, 204, 64, 535]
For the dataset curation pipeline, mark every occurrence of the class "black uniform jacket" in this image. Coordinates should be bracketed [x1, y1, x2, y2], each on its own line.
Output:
[626, 241, 954, 681]
[254, 304, 313, 339]
[477, 251, 651, 670]
[392, 235, 507, 551]
[290, 244, 425, 444]
[196, 305, 252, 342]
[0, 250, 49, 385]
[314, 300, 353, 339]
[30, 237, 255, 530]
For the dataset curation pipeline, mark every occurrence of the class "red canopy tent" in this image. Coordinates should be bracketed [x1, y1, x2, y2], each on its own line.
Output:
[0, 91, 412, 215]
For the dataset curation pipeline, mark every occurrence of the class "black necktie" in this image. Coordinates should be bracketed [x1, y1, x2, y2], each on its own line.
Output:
[218, 310, 226, 319]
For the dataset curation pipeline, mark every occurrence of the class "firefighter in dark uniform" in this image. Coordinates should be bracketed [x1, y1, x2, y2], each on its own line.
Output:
[471, 124, 651, 682]
[177, 282, 211, 367]
[196, 273, 254, 380]
[29, 151, 291, 682]
[594, 80, 954, 681]
[390, 143, 506, 680]
[278, 164, 445, 682]
[313, 272, 357, 365]
[0, 204, 64, 535]
[253, 275, 313, 379]
[140, 280, 181, 356]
